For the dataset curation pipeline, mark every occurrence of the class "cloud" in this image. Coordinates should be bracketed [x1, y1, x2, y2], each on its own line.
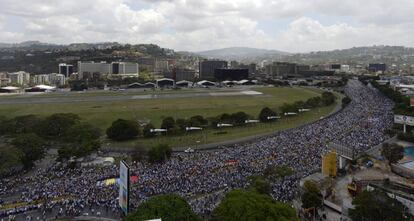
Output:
[0, 0, 413, 52]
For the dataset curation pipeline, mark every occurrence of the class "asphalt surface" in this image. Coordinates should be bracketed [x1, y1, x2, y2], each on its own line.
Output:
[0, 89, 266, 105]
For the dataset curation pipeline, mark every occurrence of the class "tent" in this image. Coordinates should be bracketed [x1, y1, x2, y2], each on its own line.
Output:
[197, 80, 216, 87]
[156, 78, 175, 88]
[176, 80, 192, 87]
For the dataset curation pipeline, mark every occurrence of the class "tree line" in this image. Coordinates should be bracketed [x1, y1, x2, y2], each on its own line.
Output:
[106, 91, 337, 141]
[0, 113, 101, 175]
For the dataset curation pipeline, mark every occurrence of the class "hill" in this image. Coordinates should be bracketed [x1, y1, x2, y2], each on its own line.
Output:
[284, 45, 414, 65]
[196, 47, 290, 61]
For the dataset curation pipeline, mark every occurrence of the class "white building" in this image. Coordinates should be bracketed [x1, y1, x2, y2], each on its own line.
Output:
[341, 65, 350, 73]
[9, 71, 31, 86]
[33, 74, 50, 85]
[49, 73, 66, 86]
[0, 72, 10, 86]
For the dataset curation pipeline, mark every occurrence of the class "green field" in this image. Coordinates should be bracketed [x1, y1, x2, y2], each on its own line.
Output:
[0, 86, 339, 149]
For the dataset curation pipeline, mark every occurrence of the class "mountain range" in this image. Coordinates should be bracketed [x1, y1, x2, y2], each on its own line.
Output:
[196, 47, 290, 61]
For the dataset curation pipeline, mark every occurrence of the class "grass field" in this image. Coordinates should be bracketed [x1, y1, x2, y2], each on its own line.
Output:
[0, 86, 339, 149]
[106, 103, 335, 150]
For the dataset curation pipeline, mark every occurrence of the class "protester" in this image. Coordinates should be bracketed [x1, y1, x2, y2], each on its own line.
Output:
[0, 80, 393, 219]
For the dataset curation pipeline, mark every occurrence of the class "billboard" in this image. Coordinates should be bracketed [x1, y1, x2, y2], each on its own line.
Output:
[119, 160, 130, 215]
[322, 151, 337, 177]
[394, 115, 414, 126]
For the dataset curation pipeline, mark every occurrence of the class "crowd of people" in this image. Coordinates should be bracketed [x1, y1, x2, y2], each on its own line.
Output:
[0, 80, 394, 220]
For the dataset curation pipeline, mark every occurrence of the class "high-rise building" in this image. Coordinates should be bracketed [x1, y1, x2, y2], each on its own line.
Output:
[199, 60, 227, 80]
[214, 68, 249, 81]
[111, 62, 139, 75]
[265, 62, 297, 78]
[59, 63, 74, 77]
[77, 61, 139, 78]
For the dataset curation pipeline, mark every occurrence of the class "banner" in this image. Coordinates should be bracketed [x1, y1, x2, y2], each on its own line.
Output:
[394, 115, 414, 126]
[119, 161, 130, 215]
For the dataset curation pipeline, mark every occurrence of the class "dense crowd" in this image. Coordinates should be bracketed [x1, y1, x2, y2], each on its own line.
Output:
[0, 80, 394, 220]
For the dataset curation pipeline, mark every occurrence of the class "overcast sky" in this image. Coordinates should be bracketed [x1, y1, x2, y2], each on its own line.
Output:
[0, 0, 413, 52]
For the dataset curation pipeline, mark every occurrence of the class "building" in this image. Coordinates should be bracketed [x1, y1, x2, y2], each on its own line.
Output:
[78, 61, 139, 78]
[331, 64, 341, 70]
[165, 68, 196, 81]
[367, 182, 414, 215]
[341, 65, 350, 72]
[369, 63, 387, 72]
[238, 63, 257, 76]
[49, 73, 66, 86]
[214, 68, 249, 81]
[78, 61, 111, 77]
[33, 74, 50, 85]
[199, 60, 227, 80]
[0, 72, 10, 86]
[154, 59, 170, 74]
[59, 63, 74, 77]
[137, 57, 156, 72]
[9, 71, 31, 86]
[265, 62, 298, 78]
[111, 62, 139, 75]
[297, 65, 310, 73]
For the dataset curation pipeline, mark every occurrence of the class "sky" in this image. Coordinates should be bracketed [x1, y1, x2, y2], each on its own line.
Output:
[0, 0, 413, 52]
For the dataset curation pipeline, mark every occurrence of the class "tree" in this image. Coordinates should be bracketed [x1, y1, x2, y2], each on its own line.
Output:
[189, 115, 208, 127]
[63, 123, 101, 144]
[306, 96, 322, 108]
[175, 118, 189, 131]
[0, 148, 24, 176]
[349, 190, 411, 221]
[106, 119, 141, 141]
[301, 180, 322, 210]
[230, 112, 250, 126]
[148, 144, 172, 163]
[37, 113, 80, 138]
[124, 194, 201, 221]
[219, 113, 232, 124]
[161, 117, 175, 130]
[280, 103, 298, 114]
[258, 107, 277, 123]
[212, 189, 298, 221]
[0, 117, 13, 135]
[264, 165, 294, 180]
[143, 123, 156, 138]
[259, 107, 276, 122]
[381, 143, 404, 164]
[12, 133, 45, 168]
[321, 92, 336, 106]
[341, 96, 352, 108]
[12, 115, 42, 134]
[248, 176, 271, 195]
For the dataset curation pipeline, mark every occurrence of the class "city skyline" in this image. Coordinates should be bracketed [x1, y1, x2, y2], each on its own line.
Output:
[0, 0, 413, 53]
